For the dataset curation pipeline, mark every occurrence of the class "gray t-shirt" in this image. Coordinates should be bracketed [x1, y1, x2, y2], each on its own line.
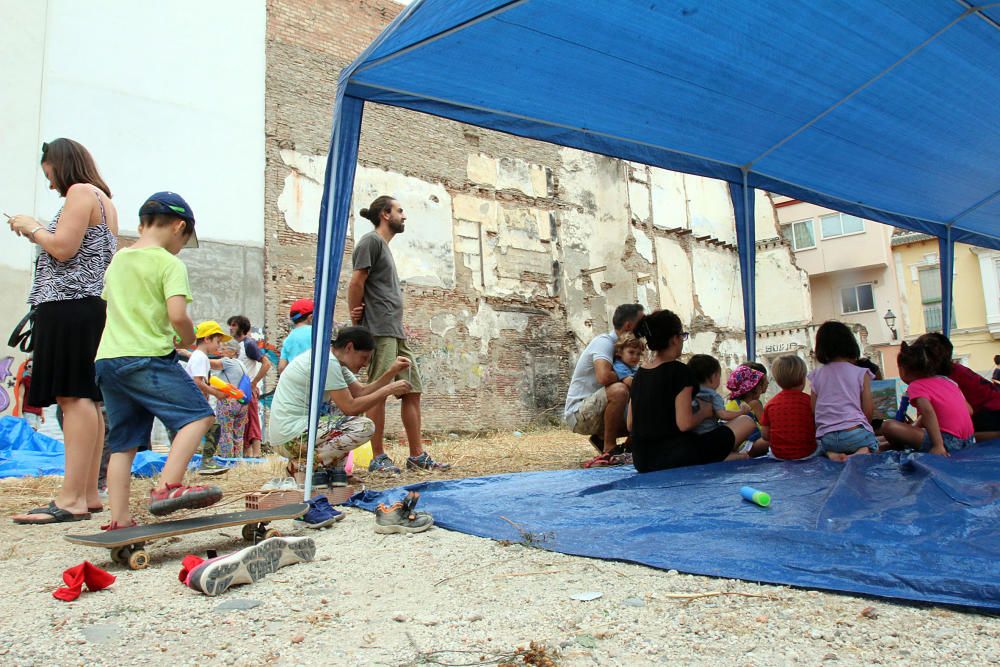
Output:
[563, 332, 617, 420]
[352, 231, 405, 338]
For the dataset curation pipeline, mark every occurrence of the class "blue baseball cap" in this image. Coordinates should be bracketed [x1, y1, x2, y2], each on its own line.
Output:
[139, 191, 199, 248]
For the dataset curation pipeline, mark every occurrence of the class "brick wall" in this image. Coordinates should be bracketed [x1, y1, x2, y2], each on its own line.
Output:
[264, 0, 813, 433]
[266, 0, 580, 432]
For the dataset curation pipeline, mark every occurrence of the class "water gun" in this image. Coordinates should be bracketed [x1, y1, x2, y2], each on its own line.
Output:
[210, 376, 246, 403]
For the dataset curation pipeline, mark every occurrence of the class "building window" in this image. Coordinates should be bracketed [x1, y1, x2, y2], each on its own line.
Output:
[918, 266, 957, 331]
[781, 219, 815, 251]
[840, 283, 875, 314]
[820, 212, 865, 239]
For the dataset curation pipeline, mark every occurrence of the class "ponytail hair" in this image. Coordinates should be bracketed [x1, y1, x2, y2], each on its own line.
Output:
[359, 195, 395, 227]
[897, 341, 933, 378]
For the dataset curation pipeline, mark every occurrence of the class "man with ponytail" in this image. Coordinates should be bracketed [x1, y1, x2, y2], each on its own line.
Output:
[348, 196, 450, 474]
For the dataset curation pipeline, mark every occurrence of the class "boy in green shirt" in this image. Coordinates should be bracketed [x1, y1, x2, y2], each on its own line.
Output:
[95, 192, 222, 529]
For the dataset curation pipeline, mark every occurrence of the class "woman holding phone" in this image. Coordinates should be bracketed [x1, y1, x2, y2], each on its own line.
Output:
[8, 139, 118, 524]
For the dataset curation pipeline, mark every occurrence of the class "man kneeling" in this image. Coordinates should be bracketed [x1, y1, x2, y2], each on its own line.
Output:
[564, 303, 645, 468]
[269, 326, 411, 491]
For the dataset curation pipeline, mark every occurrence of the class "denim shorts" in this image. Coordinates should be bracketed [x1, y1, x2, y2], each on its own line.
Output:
[96, 354, 214, 454]
[818, 426, 878, 455]
[919, 430, 976, 453]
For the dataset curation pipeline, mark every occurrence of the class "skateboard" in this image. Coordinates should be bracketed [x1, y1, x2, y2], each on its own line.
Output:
[65, 503, 309, 570]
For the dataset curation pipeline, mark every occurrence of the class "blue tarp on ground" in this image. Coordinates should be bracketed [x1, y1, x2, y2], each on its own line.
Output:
[352, 440, 1000, 611]
[0, 416, 260, 478]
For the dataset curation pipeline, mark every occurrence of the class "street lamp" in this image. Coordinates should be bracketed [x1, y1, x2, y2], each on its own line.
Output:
[884, 309, 897, 341]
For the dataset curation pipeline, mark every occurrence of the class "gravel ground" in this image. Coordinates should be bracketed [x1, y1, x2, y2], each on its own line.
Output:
[1, 505, 998, 666]
[1, 430, 998, 666]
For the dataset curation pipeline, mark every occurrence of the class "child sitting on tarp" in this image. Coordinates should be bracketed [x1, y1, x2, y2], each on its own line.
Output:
[725, 365, 769, 456]
[808, 321, 877, 461]
[881, 342, 975, 455]
[760, 354, 817, 460]
[688, 354, 750, 436]
[915, 332, 1000, 442]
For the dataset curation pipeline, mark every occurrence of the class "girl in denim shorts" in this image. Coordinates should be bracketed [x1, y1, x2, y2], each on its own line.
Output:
[881, 343, 976, 455]
[807, 321, 878, 461]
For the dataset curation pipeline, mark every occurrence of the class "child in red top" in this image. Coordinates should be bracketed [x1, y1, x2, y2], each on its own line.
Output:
[882, 342, 975, 456]
[760, 354, 817, 460]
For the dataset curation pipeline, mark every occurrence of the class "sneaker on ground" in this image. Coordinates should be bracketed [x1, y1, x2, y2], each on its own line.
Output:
[375, 491, 434, 534]
[148, 483, 223, 516]
[368, 453, 401, 475]
[294, 495, 344, 529]
[328, 467, 348, 487]
[406, 451, 451, 471]
[185, 536, 316, 596]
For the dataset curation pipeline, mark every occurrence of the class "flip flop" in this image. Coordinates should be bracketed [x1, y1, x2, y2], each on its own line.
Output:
[89, 505, 104, 513]
[13, 501, 91, 525]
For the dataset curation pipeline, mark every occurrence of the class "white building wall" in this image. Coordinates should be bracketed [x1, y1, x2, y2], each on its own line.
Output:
[0, 0, 266, 418]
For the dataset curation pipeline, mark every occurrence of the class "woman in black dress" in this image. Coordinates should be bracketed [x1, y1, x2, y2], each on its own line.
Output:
[630, 309, 756, 473]
[8, 139, 118, 523]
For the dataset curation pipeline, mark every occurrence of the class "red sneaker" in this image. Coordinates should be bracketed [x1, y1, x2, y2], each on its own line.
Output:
[149, 483, 222, 516]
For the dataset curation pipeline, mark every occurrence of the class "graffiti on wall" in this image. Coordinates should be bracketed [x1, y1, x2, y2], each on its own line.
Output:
[0, 356, 14, 413]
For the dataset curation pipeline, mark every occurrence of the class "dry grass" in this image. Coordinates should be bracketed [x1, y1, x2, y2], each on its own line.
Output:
[0, 427, 595, 516]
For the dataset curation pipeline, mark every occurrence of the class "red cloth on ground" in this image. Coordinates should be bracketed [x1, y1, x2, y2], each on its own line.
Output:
[761, 390, 817, 460]
[178, 554, 206, 585]
[53, 561, 116, 601]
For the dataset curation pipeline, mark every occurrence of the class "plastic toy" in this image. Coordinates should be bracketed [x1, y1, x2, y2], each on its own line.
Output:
[740, 486, 771, 507]
[210, 376, 245, 403]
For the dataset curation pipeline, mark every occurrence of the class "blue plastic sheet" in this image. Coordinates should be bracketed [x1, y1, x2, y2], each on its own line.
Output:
[0, 416, 261, 478]
[352, 441, 1000, 611]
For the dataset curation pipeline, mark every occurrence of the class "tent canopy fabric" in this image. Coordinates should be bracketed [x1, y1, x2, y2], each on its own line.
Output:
[343, 0, 1000, 248]
[303, 0, 999, 495]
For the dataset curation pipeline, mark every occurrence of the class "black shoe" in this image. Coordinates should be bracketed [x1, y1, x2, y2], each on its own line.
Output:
[311, 469, 330, 488]
[328, 468, 348, 487]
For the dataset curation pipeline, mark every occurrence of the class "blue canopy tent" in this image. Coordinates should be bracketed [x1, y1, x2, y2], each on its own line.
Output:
[301, 0, 1000, 493]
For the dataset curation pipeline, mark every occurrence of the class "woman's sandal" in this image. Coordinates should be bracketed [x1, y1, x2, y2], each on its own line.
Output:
[13, 501, 91, 525]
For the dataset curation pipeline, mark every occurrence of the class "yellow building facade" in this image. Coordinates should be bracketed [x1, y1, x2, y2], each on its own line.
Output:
[891, 232, 1000, 375]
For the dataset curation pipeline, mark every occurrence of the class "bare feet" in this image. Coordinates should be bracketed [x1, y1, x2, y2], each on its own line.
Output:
[724, 452, 750, 462]
[825, 452, 848, 462]
[847, 447, 872, 457]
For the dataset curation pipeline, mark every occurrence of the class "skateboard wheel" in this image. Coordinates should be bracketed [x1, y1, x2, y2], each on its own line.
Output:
[128, 550, 149, 570]
[241, 524, 256, 542]
[264, 528, 282, 540]
[111, 546, 130, 565]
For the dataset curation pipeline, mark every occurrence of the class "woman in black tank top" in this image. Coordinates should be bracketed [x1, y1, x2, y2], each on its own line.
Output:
[630, 310, 757, 473]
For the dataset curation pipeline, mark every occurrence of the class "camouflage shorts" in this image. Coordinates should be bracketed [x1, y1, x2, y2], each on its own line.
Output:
[278, 414, 376, 468]
[566, 387, 608, 437]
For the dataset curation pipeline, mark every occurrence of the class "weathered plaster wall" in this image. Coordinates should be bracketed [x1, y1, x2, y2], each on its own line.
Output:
[265, 0, 815, 431]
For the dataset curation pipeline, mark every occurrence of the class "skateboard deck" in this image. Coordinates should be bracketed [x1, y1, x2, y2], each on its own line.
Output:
[66, 503, 309, 570]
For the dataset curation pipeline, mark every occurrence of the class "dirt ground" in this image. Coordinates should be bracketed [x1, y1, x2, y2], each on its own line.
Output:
[1, 428, 998, 666]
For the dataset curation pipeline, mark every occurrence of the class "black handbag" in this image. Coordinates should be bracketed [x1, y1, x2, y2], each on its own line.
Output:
[8, 309, 36, 353]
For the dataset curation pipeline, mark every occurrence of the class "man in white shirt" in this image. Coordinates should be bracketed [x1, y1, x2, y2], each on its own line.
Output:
[563, 304, 644, 467]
